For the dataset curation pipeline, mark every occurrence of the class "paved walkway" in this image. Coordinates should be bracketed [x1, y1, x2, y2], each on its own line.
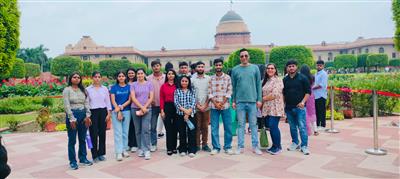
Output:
[3, 116, 399, 178]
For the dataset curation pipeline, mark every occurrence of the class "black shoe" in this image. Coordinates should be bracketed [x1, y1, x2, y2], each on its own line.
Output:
[167, 151, 173, 156]
[79, 159, 93, 166]
[172, 150, 178, 154]
[202, 145, 211, 152]
[158, 133, 164, 138]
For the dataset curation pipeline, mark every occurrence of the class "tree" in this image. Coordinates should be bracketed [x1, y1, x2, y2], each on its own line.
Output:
[82, 61, 93, 77]
[357, 54, 369, 71]
[99, 59, 131, 78]
[325, 61, 335, 68]
[334, 54, 357, 72]
[17, 44, 50, 72]
[366, 54, 389, 71]
[393, 0, 400, 50]
[0, 0, 20, 76]
[51, 56, 83, 79]
[10, 58, 25, 78]
[389, 58, 400, 66]
[269, 45, 314, 73]
[227, 48, 266, 69]
[24, 63, 40, 79]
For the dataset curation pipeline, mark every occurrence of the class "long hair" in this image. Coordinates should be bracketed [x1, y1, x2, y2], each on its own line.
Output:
[300, 64, 314, 84]
[126, 68, 137, 83]
[115, 71, 127, 85]
[262, 63, 279, 87]
[164, 68, 178, 85]
[68, 72, 87, 97]
[178, 75, 193, 92]
[136, 68, 147, 81]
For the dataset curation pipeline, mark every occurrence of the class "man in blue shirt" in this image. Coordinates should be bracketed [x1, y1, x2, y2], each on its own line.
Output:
[312, 60, 328, 130]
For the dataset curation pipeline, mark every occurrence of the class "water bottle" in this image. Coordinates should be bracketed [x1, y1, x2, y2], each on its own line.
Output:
[86, 130, 93, 149]
[186, 120, 195, 130]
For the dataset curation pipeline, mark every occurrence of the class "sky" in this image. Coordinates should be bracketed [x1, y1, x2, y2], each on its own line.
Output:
[19, 0, 394, 57]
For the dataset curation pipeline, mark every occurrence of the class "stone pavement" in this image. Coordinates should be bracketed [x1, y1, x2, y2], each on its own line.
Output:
[3, 116, 399, 178]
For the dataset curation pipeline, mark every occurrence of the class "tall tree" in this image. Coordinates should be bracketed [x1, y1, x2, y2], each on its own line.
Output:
[393, 0, 400, 50]
[0, 0, 20, 76]
[17, 44, 50, 72]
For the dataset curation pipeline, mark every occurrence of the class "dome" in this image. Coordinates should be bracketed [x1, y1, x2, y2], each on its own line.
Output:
[219, 10, 243, 23]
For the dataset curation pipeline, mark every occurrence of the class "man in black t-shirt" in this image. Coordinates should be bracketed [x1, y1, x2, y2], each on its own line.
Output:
[283, 60, 311, 155]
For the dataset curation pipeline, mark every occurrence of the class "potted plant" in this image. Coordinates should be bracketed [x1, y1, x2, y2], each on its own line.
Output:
[44, 121, 57, 132]
[338, 87, 353, 119]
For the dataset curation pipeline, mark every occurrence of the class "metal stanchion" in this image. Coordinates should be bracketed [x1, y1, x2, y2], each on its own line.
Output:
[326, 86, 339, 133]
[365, 90, 387, 155]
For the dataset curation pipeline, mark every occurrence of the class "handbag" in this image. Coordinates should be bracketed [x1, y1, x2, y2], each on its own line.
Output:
[259, 127, 269, 148]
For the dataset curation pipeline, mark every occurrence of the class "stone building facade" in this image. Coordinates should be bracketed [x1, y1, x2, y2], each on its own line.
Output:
[64, 10, 398, 70]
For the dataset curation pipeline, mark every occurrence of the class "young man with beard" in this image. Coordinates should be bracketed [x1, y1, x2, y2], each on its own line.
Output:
[283, 60, 311, 155]
[147, 60, 166, 152]
[208, 58, 234, 155]
[191, 61, 212, 152]
[312, 60, 328, 131]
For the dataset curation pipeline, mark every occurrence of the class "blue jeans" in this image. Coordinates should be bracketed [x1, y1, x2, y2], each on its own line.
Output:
[267, 116, 281, 149]
[132, 108, 152, 152]
[150, 107, 160, 146]
[285, 107, 308, 147]
[112, 110, 131, 154]
[66, 109, 88, 164]
[236, 102, 259, 149]
[210, 108, 233, 151]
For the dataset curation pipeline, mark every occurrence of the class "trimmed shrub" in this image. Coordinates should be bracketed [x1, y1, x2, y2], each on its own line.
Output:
[51, 56, 83, 79]
[10, 58, 26, 78]
[366, 54, 389, 69]
[99, 59, 131, 78]
[269, 45, 314, 73]
[82, 61, 93, 77]
[389, 58, 400, 66]
[334, 54, 357, 69]
[227, 48, 266, 68]
[24, 63, 40, 78]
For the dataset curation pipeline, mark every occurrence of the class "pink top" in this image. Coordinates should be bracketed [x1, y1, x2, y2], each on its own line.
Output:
[262, 76, 285, 117]
[147, 73, 165, 107]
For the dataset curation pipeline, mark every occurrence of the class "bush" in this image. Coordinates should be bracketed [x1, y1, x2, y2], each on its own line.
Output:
[366, 54, 389, 69]
[24, 63, 40, 78]
[99, 59, 131, 78]
[357, 54, 369, 69]
[325, 61, 335, 68]
[269, 45, 314, 74]
[10, 58, 26, 78]
[227, 48, 266, 69]
[36, 107, 51, 131]
[49, 99, 64, 114]
[42, 97, 54, 107]
[52, 113, 66, 124]
[55, 124, 67, 131]
[0, 96, 43, 114]
[51, 56, 83, 79]
[389, 58, 400, 67]
[326, 110, 345, 121]
[7, 118, 20, 131]
[82, 61, 93, 77]
[0, 81, 66, 98]
[334, 54, 357, 70]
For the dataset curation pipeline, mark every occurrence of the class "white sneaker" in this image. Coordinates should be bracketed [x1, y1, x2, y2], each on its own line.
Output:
[144, 151, 151, 160]
[210, 149, 219, 155]
[150, 145, 157, 152]
[235, 148, 243, 155]
[116, 153, 123, 161]
[253, 147, 262, 155]
[122, 151, 130, 158]
[188, 153, 196, 158]
[138, 150, 145, 157]
[180, 152, 186, 157]
[225, 149, 234, 155]
[130, 147, 138, 153]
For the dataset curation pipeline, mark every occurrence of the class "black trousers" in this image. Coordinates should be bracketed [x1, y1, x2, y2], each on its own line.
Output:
[89, 108, 107, 159]
[163, 102, 178, 152]
[128, 112, 137, 148]
[315, 97, 327, 127]
[177, 114, 197, 154]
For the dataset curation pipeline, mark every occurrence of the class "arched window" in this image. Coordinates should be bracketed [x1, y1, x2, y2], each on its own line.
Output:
[379, 47, 384, 53]
[365, 48, 369, 53]
[328, 52, 333, 61]
[121, 56, 127, 60]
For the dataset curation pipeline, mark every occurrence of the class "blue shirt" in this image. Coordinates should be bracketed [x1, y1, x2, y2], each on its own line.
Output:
[313, 69, 328, 99]
[110, 84, 131, 111]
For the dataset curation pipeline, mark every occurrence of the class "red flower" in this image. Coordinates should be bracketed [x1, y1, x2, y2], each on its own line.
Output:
[49, 84, 53, 89]
[2, 79, 7, 83]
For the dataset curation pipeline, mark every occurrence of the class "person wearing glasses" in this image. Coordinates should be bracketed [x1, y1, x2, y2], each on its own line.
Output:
[63, 72, 93, 170]
[231, 48, 262, 155]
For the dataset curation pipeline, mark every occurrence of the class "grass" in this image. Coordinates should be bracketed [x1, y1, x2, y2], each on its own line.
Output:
[0, 113, 37, 129]
[394, 103, 400, 113]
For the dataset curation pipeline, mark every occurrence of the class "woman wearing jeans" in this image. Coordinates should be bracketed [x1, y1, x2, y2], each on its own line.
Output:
[63, 72, 93, 170]
[261, 64, 285, 155]
[130, 68, 154, 160]
[127, 68, 138, 152]
[110, 71, 131, 161]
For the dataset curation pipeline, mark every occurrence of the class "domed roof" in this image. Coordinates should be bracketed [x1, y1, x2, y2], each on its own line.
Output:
[219, 10, 243, 23]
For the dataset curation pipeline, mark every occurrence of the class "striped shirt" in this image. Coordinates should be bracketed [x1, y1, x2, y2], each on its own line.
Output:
[174, 88, 197, 116]
[208, 73, 232, 110]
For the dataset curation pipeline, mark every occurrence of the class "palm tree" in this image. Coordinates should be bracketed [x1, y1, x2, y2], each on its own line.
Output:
[17, 44, 50, 72]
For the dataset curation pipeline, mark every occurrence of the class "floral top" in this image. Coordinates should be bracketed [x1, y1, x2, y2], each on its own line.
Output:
[262, 76, 285, 117]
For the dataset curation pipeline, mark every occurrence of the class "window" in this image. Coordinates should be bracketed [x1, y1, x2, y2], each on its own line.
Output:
[210, 60, 213, 67]
[108, 54, 112, 58]
[318, 56, 322, 61]
[121, 56, 127, 60]
[365, 48, 369, 53]
[379, 47, 384, 53]
[83, 46, 87, 50]
[94, 54, 100, 58]
[328, 52, 333, 61]
[352, 50, 355, 54]
[358, 48, 362, 54]
[392, 53, 396, 58]
[82, 55, 89, 60]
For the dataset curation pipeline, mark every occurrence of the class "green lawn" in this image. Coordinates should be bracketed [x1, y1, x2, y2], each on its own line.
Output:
[0, 113, 37, 128]
[394, 103, 400, 113]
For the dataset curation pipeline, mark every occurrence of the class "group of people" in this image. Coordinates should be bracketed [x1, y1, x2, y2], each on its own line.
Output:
[62, 48, 328, 170]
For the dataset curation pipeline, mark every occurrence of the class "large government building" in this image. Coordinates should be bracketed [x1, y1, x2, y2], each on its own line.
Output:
[64, 10, 398, 69]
